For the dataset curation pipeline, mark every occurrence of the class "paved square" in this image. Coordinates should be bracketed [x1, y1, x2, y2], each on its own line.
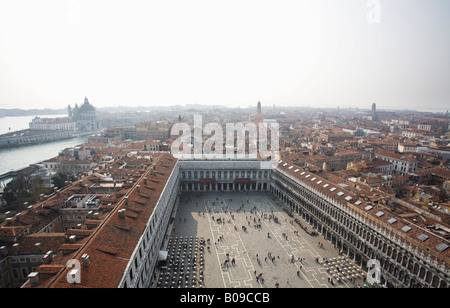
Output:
[157, 191, 366, 288]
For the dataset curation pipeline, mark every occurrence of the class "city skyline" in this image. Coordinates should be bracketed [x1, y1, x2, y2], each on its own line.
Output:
[0, 0, 449, 112]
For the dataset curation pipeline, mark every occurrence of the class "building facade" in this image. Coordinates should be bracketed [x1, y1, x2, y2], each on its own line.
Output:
[271, 162, 449, 288]
[29, 117, 76, 131]
[375, 152, 418, 175]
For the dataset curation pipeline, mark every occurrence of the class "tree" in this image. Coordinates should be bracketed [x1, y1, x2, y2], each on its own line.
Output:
[51, 172, 75, 189]
[2, 167, 50, 211]
[28, 177, 49, 203]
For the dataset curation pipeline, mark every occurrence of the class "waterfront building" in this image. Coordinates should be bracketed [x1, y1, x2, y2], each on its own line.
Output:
[42, 156, 96, 176]
[0, 129, 74, 148]
[29, 117, 76, 131]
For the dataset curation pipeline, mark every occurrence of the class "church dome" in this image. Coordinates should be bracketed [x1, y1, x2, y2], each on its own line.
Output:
[78, 97, 96, 113]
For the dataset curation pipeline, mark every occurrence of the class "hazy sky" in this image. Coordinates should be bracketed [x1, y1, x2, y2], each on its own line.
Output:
[0, 0, 449, 111]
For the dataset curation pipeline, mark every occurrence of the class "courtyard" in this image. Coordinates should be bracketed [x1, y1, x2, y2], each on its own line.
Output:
[155, 191, 367, 288]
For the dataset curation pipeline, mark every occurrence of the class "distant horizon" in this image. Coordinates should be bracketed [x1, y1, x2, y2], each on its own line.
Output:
[1, 103, 448, 115]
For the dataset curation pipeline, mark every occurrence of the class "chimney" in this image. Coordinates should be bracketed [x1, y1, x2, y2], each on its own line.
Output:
[5, 217, 12, 225]
[34, 242, 42, 254]
[82, 253, 90, 267]
[144, 177, 148, 185]
[0, 246, 8, 257]
[43, 251, 53, 264]
[137, 185, 141, 193]
[118, 209, 126, 219]
[28, 272, 40, 287]
[124, 196, 129, 206]
[12, 243, 19, 255]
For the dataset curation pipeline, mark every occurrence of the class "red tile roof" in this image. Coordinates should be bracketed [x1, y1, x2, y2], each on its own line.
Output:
[277, 159, 450, 264]
[43, 153, 177, 288]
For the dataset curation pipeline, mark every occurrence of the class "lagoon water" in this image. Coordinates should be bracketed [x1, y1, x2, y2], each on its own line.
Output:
[0, 115, 88, 176]
[0, 114, 66, 135]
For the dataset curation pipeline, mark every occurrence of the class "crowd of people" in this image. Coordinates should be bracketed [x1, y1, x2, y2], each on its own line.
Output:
[161, 192, 361, 288]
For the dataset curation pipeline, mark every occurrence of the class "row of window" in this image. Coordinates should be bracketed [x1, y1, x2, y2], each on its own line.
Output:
[123, 171, 180, 288]
[181, 170, 269, 179]
[272, 171, 449, 288]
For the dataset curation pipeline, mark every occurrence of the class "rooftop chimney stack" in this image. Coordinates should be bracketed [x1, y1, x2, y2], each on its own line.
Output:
[118, 209, 126, 219]
[12, 243, 19, 255]
[34, 242, 42, 254]
[43, 251, 53, 264]
[0, 246, 8, 257]
[28, 272, 40, 287]
[82, 253, 90, 267]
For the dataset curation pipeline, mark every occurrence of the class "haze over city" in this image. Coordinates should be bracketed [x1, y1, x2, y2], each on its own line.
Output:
[0, 0, 449, 112]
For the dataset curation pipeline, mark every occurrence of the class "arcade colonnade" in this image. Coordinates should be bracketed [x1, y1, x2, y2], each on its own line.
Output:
[179, 161, 271, 193]
[269, 169, 449, 288]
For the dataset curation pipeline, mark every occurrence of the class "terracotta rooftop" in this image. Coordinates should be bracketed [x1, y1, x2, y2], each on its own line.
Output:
[32, 153, 178, 288]
[276, 158, 450, 265]
[376, 151, 417, 162]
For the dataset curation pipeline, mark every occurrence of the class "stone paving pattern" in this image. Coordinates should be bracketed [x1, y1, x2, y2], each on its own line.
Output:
[159, 191, 367, 288]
